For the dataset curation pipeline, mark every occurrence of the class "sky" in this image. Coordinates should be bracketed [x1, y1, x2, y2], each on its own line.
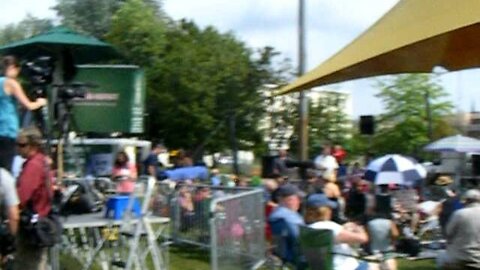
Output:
[3, 0, 480, 118]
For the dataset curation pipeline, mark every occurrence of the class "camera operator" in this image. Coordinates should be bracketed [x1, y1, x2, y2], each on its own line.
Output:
[15, 127, 52, 270]
[0, 56, 47, 172]
[0, 168, 20, 267]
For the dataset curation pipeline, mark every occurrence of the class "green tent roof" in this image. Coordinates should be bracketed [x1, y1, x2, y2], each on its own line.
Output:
[0, 26, 120, 64]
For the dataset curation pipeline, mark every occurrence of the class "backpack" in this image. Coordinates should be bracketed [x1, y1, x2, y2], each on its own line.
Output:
[396, 237, 421, 257]
[60, 179, 103, 215]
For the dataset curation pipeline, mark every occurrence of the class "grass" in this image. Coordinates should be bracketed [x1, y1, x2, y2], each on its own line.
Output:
[59, 243, 436, 270]
[58, 244, 210, 270]
[398, 258, 436, 270]
[169, 245, 210, 270]
[168, 245, 437, 270]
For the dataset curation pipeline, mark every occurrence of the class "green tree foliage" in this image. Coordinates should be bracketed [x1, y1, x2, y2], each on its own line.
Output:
[145, 20, 270, 152]
[0, 0, 292, 157]
[106, 1, 291, 154]
[53, 0, 164, 39]
[307, 91, 351, 157]
[53, 0, 120, 38]
[106, 0, 166, 66]
[372, 74, 455, 157]
[0, 15, 54, 45]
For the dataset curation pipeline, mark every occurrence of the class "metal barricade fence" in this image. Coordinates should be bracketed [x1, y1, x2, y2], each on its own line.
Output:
[170, 184, 254, 246]
[210, 189, 265, 270]
[148, 182, 266, 269]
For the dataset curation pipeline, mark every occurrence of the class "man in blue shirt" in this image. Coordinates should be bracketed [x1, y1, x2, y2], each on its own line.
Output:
[142, 144, 166, 179]
[268, 184, 305, 265]
[269, 184, 304, 236]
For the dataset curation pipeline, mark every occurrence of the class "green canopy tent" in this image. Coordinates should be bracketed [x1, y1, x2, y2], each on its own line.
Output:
[0, 26, 122, 180]
[0, 26, 120, 66]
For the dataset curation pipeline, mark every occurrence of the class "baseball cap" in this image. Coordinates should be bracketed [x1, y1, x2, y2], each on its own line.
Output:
[306, 194, 337, 209]
[277, 184, 302, 197]
[463, 189, 480, 202]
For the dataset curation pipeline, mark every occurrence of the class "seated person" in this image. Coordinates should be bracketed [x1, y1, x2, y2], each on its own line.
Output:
[345, 178, 367, 222]
[434, 176, 463, 237]
[305, 193, 374, 270]
[111, 151, 137, 194]
[375, 184, 393, 218]
[177, 185, 195, 231]
[366, 207, 399, 270]
[268, 184, 305, 265]
[437, 189, 480, 269]
[142, 144, 166, 179]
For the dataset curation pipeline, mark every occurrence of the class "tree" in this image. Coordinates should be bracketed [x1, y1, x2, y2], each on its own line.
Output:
[53, 0, 165, 39]
[106, 0, 166, 66]
[13, 0, 292, 158]
[372, 74, 455, 157]
[0, 15, 54, 45]
[307, 91, 352, 157]
[147, 20, 267, 152]
[53, 0, 120, 39]
[107, 3, 292, 156]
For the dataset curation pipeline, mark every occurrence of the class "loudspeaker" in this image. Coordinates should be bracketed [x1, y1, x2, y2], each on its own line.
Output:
[359, 115, 375, 135]
[472, 154, 480, 176]
[262, 155, 278, 178]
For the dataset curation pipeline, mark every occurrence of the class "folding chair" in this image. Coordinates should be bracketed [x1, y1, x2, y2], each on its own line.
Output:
[269, 219, 306, 269]
[300, 225, 406, 270]
[298, 226, 334, 270]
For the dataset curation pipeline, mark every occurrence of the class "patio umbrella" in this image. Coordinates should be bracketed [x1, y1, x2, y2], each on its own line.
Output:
[277, 0, 480, 95]
[424, 134, 480, 153]
[405, 156, 427, 178]
[0, 26, 120, 66]
[364, 154, 425, 186]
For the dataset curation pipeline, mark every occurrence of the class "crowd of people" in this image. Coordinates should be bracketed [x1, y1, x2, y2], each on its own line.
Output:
[1, 53, 480, 269]
[265, 145, 480, 270]
[108, 142, 480, 270]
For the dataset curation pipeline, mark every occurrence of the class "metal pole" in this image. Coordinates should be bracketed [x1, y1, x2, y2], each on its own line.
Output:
[229, 114, 240, 175]
[425, 89, 433, 141]
[298, 0, 309, 177]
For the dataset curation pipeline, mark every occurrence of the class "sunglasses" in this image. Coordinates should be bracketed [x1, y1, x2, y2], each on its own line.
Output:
[16, 142, 28, 148]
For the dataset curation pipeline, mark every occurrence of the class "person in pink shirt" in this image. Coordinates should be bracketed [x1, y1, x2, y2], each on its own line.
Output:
[111, 151, 137, 194]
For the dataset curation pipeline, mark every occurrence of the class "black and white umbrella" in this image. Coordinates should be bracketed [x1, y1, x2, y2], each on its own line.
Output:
[364, 154, 425, 186]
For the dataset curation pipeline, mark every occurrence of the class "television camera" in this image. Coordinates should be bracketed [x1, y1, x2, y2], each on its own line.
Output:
[22, 56, 87, 101]
[22, 56, 94, 143]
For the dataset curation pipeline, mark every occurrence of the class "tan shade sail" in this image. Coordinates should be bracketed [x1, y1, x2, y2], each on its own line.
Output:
[277, 0, 480, 95]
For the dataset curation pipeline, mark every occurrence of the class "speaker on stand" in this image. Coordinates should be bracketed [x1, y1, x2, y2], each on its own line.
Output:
[262, 155, 278, 178]
[359, 115, 375, 135]
[359, 115, 375, 165]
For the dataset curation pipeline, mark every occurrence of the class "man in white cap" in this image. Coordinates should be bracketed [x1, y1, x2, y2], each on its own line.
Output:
[437, 189, 480, 269]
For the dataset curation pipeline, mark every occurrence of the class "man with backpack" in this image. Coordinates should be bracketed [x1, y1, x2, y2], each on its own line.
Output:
[15, 127, 54, 270]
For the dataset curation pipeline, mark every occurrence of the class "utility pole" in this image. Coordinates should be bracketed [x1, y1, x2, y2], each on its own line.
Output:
[425, 89, 433, 142]
[229, 113, 239, 175]
[298, 0, 309, 179]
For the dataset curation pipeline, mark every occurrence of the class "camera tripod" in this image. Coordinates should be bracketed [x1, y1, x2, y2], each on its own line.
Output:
[54, 94, 84, 180]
